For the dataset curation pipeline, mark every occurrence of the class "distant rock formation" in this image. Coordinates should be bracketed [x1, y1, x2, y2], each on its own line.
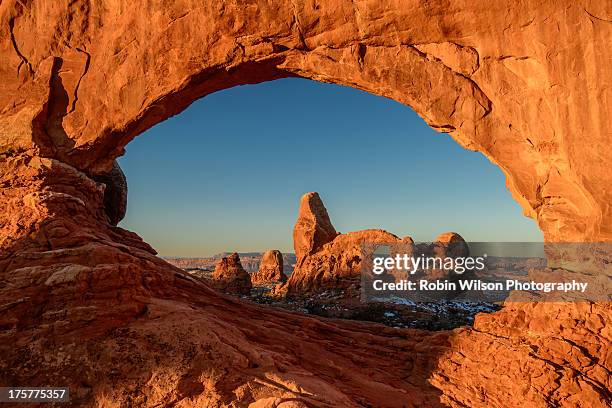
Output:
[284, 192, 413, 294]
[251, 250, 287, 284]
[423, 232, 470, 280]
[283, 194, 477, 296]
[293, 192, 338, 259]
[166, 253, 296, 274]
[434, 232, 469, 257]
[212, 252, 252, 295]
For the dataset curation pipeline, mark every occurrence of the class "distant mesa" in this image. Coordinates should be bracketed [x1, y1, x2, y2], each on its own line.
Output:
[211, 252, 252, 295]
[166, 253, 295, 274]
[251, 250, 287, 284]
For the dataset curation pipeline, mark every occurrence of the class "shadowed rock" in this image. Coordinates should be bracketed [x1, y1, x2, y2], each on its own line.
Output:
[93, 160, 127, 226]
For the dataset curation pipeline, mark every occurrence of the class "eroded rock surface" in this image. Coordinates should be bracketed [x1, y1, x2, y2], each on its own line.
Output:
[92, 160, 128, 226]
[0, 1, 610, 407]
[285, 196, 475, 295]
[293, 192, 338, 260]
[287, 192, 411, 294]
[1, 0, 610, 242]
[251, 250, 287, 285]
[212, 252, 252, 295]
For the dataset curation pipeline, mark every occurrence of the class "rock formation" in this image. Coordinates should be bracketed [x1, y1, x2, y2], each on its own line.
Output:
[433, 232, 469, 258]
[92, 160, 128, 226]
[251, 250, 287, 284]
[286, 196, 476, 295]
[285, 192, 411, 294]
[212, 252, 252, 295]
[293, 192, 338, 259]
[0, 1, 610, 407]
[425, 232, 471, 281]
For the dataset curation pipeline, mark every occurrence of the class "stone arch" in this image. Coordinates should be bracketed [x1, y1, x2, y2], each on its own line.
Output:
[0, 1, 610, 406]
[1, 0, 610, 242]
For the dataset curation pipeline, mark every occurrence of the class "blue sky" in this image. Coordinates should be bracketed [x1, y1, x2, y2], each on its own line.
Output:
[118, 78, 542, 257]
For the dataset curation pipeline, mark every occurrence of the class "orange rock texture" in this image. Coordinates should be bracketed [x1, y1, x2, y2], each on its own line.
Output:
[212, 252, 253, 295]
[251, 250, 287, 285]
[287, 195, 477, 294]
[286, 192, 413, 294]
[286, 192, 482, 296]
[0, 1, 610, 407]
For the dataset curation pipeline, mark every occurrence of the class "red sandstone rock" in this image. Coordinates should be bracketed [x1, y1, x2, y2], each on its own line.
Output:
[0, 1, 610, 407]
[293, 192, 338, 260]
[92, 160, 128, 226]
[212, 252, 252, 295]
[434, 232, 469, 258]
[285, 192, 410, 293]
[251, 250, 287, 284]
[286, 197, 472, 294]
[1, 1, 610, 242]
[424, 232, 471, 281]
[287, 192, 402, 293]
[289, 228, 407, 294]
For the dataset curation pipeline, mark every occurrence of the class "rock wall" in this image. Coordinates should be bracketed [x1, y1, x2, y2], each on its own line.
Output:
[0, 1, 610, 407]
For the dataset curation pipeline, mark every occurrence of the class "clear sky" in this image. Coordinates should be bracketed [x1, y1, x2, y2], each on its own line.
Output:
[118, 78, 543, 257]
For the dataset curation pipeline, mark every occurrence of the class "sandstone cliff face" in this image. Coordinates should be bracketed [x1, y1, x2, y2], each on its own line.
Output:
[251, 250, 287, 285]
[212, 252, 252, 295]
[0, 1, 610, 407]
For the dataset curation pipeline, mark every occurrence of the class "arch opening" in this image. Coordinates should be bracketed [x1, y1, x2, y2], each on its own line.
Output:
[1, 2, 609, 405]
[118, 77, 543, 255]
[116, 77, 543, 330]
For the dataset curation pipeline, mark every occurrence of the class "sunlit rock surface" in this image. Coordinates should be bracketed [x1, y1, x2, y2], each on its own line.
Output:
[251, 250, 287, 285]
[212, 252, 252, 295]
[0, 1, 610, 406]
